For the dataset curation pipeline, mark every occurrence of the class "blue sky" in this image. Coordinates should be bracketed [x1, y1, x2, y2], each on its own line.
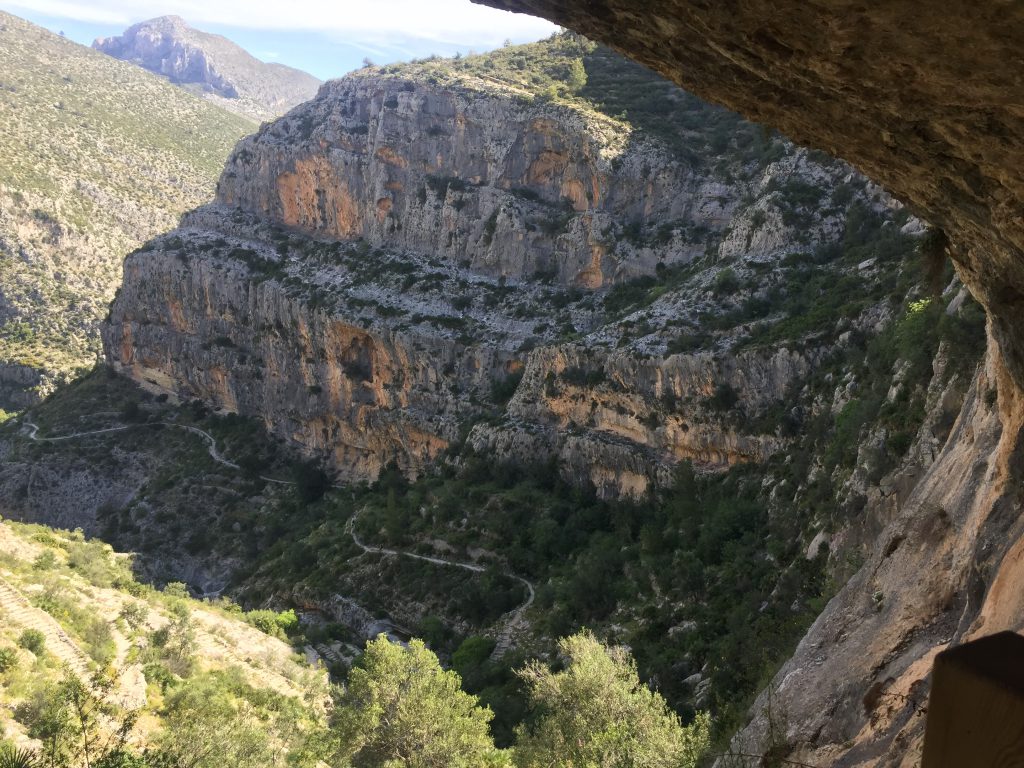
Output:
[1, 1, 559, 80]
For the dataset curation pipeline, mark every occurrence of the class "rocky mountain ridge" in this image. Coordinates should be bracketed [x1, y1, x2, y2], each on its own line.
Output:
[105, 36, 918, 495]
[94, 15, 321, 121]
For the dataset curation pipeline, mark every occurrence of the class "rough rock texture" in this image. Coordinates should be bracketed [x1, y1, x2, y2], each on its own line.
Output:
[108, 48, 892, 488]
[102, 197, 819, 490]
[730, 340, 1018, 767]
[467, 1, 1024, 763]
[104, 215, 510, 481]
[94, 16, 321, 121]
[218, 73, 739, 287]
[476, 0, 1024, 392]
[0, 363, 51, 410]
[471, 344, 805, 497]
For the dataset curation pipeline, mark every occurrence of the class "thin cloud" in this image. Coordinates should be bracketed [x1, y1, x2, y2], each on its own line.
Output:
[2, 0, 558, 47]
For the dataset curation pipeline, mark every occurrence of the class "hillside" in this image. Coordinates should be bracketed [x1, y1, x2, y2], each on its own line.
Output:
[94, 16, 322, 121]
[0, 517, 325, 763]
[0, 11, 255, 409]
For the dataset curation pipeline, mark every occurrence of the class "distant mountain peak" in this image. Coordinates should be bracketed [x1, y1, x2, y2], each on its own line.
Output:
[93, 16, 320, 121]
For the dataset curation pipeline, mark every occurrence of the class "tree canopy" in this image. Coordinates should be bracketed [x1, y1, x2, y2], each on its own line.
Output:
[514, 631, 710, 768]
[330, 635, 510, 767]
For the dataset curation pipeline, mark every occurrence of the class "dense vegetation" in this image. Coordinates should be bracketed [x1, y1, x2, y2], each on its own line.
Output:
[0, 524, 708, 768]
[0, 520, 324, 767]
[5, 217, 984, 749]
[233, 265, 983, 745]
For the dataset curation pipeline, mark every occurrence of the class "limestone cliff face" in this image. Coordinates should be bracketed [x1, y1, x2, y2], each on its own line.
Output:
[476, 0, 1024, 394]
[104, 216, 513, 481]
[722, 340, 1021, 767]
[217, 73, 736, 288]
[471, 344, 806, 497]
[103, 200, 807, 488]
[106, 49, 892, 489]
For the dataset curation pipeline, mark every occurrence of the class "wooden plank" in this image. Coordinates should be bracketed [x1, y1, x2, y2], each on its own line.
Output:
[922, 631, 1024, 767]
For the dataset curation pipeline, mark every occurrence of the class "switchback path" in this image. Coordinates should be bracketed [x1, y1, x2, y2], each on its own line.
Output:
[23, 419, 252, 473]
[21, 418, 536, 655]
[346, 514, 535, 657]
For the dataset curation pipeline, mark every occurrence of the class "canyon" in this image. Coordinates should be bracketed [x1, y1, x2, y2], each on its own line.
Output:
[0, 11, 1009, 765]
[104, 38, 914, 497]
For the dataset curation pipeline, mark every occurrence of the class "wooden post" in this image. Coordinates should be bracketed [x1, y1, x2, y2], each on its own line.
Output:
[922, 631, 1024, 767]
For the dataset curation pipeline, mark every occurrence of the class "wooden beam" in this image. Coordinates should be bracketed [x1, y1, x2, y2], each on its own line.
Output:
[922, 631, 1024, 767]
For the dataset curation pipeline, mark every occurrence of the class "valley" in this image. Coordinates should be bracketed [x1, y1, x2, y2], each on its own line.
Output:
[0, 8, 1006, 768]
[0, 12, 255, 409]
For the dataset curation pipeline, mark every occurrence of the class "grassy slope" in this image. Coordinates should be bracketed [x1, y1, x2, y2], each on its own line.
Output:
[0, 517, 323, 761]
[0, 11, 254, 391]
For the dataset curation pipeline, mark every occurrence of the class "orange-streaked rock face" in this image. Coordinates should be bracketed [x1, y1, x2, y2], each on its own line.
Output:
[276, 156, 361, 238]
[214, 74, 726, 288]
[102, 239, 511, 482]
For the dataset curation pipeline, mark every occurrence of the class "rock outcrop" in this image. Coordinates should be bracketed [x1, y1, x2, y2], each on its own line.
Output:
[470, 344, 804, 497]
[466, 1, 1024, 764]
[94, 16, 321, 121]
[218, 72, 732, 288]
[105, 40, 903, 493]
[475, 0, 1024, 393]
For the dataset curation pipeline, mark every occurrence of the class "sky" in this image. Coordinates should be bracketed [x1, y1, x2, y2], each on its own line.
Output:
[1, 0, 559, 80]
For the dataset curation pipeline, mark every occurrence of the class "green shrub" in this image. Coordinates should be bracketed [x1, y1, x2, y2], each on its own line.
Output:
[0, 647, 19, 673]
[17, 629, 45, 656]
[712, 268, 739, 296]
[32, 551, 57, 570]
[243, 609, 298, 639]
[119, 602, 149, 631]
[0, 745, 41, 768]
[163, 582, 190, 599]
[83, 618, 116, 665]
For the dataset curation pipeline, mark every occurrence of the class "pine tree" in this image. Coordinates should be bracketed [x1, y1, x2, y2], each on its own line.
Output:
[331, 636, 509, 767]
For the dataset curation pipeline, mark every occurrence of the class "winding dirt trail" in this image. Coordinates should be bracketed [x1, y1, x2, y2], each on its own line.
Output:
[23, 420, 250, 474]
[20, 418, 536, 655]
[346, 514, 535, 657]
